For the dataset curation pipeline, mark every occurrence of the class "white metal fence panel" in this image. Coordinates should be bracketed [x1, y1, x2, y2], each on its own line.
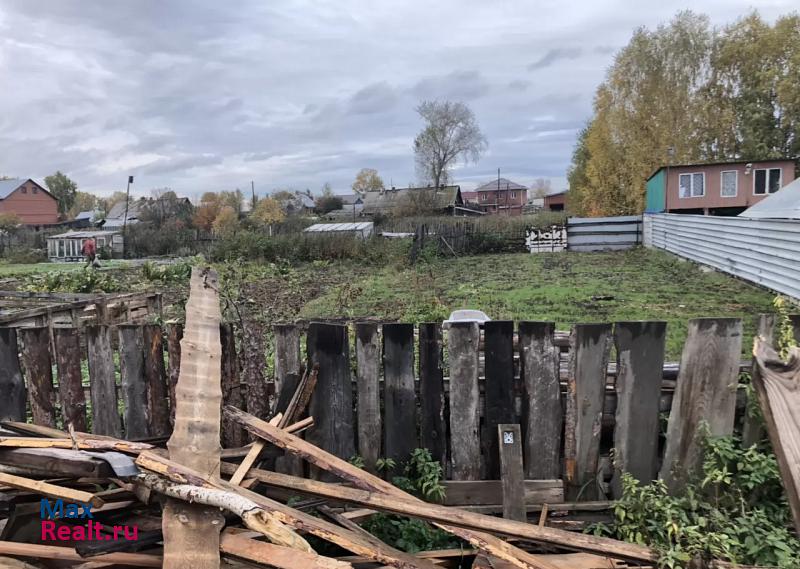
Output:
[644, 213, 800, 300]
[567, 215, 642, 252]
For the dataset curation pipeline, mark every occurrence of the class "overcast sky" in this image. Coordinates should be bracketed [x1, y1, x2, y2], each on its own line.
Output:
[0, 1, 795, 198]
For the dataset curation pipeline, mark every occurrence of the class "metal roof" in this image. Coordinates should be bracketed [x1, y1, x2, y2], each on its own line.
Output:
[740, 177, 800, 219]
[304, 222, 373, 232]
[473, 178, 527, 192]
[361, 186, 462, 213]
[48, 230, 120, 239]
[0, 179, 23, 199]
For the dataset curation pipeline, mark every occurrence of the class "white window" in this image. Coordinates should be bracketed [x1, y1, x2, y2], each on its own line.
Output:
[510, 192, 516, 199]
[679, 173, 705, 198]
[754, 168, 781, 195]
[720, 171, 737, 197]
[481, 194, 487, 202]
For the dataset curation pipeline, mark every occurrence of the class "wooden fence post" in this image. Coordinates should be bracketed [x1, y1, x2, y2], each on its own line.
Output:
[356, 322, 381, 473]
[742, 314, 774, 447]
[518, 321, 561, 480]
[307, 323, 355, 480]
[611, 321, 666, 498]
[483, 321, 515, 480]
[564, 323, 612, 501]
[221, 323, 246, 448]
[166, 323, 183, 428]
[447, 322, 481, 481]
[0, 328, 26, 422]
[498, 424, 525, 522]
[17, 327, 56, 427]
[419, 322, 446, 469]
[118, 325, 149, 439]
[143, 324, 170, 436]
[86, 325, 122, 437]
[660, 318, 743, 494]
[53, 327, 87, 432]
[383, 323, 417, 466]
[241, 319, 269, 423]
[273, 324, 302, 475]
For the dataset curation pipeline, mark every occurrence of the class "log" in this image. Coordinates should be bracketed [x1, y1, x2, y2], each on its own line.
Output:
[17, 327, 55, 427]
[0, 471, 104, 509]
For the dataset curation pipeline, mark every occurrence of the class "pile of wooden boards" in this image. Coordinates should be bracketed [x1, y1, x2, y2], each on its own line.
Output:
[0, 268, 659, 569]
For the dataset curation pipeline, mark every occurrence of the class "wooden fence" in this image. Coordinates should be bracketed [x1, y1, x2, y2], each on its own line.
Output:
[0, 317, 795, 502]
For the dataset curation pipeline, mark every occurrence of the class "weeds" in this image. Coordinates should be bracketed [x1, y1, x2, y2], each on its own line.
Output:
[21, 268, 119, 293]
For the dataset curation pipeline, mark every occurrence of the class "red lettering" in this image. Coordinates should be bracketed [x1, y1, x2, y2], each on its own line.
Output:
[41, 520, 56, 540]
[113, 525, 122, 540]
[123, 525, 138, 540]
[92, 520, 103, 540]
[57, 525, 71, 540]
[72, 525, 86, 541]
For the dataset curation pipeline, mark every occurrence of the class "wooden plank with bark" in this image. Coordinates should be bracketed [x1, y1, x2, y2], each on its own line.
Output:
[0, 471, 104, 508]
[85, 325, 122, 437]
[419, 323, 446, 468]
[383, 323, 417, 465]
[17, 327, 56, 427]
[307, 323, 355, 480]
[118, 325, 149, 440]
[221, 323, 245, 449]
[166, 323, 183, 427]
[484, 321, 516, 479]
[447, 322, 480, 481]
[660, 318, 742, 494]
[220, 531, 351, 569]
[53, 327, 87, 432]
[241, 319, 269, 423]
[143, 324, 170, 436]
[163, 267, 225, 569]
[518, 322, 561, 480]
[356, 322, 381, 473]
[751, 339, 800, 534]
[564, 324, 612, 501]
[497, 424, 525, 522]
[611, 321, 666, 498]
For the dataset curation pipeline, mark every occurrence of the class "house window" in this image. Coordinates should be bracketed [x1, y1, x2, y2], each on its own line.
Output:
[481, 194, 487, 202]
[510, 192, 516, 199]
[97, 237, 106, 247]
[21, 186, 27, 194]
[33, 187, 38, 194]
[754, 168, 781, 195]
[720, 171, 737, 197]
[679, 173, 705, 198]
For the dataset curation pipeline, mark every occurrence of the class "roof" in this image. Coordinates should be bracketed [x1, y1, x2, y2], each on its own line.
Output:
[544, 189, 568, 198]
[338, 193, 364, 205]
[361, 185, 462, 214]
[48, 230, 120, 239]
[646, 158, 794, 181]
[740, 178, 800, 219]
[75, 210, 96, 221]
[0, 178, 54, 200]
[304, 222, 373, 232]
[473, 178, 528, 192]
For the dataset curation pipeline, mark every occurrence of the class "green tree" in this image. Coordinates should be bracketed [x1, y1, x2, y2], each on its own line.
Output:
[44, 171, 78, 215]
[212, 206, 240, 237]
[68, 191, 98, 219]
[315, 183, 343, 213]
[352, 168, 385, 193]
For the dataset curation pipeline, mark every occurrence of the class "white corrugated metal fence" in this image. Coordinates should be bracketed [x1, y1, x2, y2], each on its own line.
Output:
[567, 215, 642, 252]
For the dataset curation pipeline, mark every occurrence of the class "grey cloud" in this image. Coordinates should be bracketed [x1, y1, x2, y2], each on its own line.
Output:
[348, 82, 398, 115]
[139, 154, 224, 175]
[411, 70, 490, 101]
[527, 48, 583, 70]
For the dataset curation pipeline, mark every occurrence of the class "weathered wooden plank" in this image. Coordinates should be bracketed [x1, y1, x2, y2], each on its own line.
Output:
[742, 315, 774, 448]
[660, 318, 743, 494]
[86, 325, 122, 437]
[0, 447, 112, 478]
[751, 340, 800, 534]
[273, 324, 303, 476]
[307, 323, 355, 480]
[383, 323, 417, 466]
[166, 323, 183, 427]
[241, 319, 269, 422]
[17, 327, 55, 427]
[448, 322, 481, 481]
[498, 424, 525, 522]
[355, 322, 381, 473]
[143, 324, 170, 436]
[419, 323, 446, 468]
[518, 322, 561, 480]
[440, 480, 563, 506]
[0, 328, 26, 423]
[484, 322, 516, 479]
[118, 325, 149, 440]
[790, 314, 800, 343]
[611, 321, 666, 498]
[52, 327, 86, 432]
[564, 324, 612, 501]
[221, 323, 246, 449]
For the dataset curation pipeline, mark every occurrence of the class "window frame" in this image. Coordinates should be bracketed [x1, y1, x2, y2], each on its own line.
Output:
[720, 170, 738, 198]
[678, 172, 706, 198]
[510, 191, 516, 199]
[753, 168, 782, 196]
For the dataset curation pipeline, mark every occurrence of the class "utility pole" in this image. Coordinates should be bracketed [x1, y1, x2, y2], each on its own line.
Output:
[251, 180, 257, 210]
[122, 175, 133, 258]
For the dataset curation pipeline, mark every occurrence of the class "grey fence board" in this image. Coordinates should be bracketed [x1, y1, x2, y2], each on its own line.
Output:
[644, 213, 800, 300]
[567, 215, 642, 252]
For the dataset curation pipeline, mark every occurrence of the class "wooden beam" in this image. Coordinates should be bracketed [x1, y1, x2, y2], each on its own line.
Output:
[383, 323, 417, 465]
[221, 531, 352, 569]
[0, 471, 104, 509]
[441, 480, 563, 506]
[0, 541, 160, 567]
[497, 424, 525, 522]
[484, 322, 516, 480]
[0, 437, 152, 453]
[0, 448, 112, 478]
[356, 322, 381, 473]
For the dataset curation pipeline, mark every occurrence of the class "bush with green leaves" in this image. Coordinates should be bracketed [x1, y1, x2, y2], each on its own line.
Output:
[597, 434, 800, 568]
[21, 268, 119, 293]
[141, 260, 193, 284]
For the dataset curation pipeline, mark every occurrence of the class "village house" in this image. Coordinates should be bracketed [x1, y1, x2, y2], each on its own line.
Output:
[542, 189, 567, 212]
[462, 178, 527, 215]
[0, 178, 59, 225]
[645, 159, 796, 216]
[360, 185, 478, 216]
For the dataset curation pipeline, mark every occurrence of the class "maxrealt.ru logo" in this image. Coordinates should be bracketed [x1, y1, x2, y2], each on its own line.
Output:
[40, 499, 138, 542]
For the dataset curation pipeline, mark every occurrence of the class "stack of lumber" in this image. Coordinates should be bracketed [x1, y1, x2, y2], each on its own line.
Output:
[0, 268, 656, 568]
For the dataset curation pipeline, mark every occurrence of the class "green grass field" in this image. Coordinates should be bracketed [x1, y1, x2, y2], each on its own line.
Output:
[301, 248, 776, 358]
[0, 259, 130, 277]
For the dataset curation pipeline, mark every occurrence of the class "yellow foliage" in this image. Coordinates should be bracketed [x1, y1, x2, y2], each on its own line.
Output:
[252, 197, 285, 225]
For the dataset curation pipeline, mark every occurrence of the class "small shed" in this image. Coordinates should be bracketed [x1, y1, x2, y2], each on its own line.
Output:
[303, 222, 374, 238]
[47, 230, 123, 262]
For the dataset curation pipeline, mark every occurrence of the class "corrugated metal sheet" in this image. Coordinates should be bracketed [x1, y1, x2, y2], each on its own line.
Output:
[644, 213, 800, 300]
[567, 215, 642, 252]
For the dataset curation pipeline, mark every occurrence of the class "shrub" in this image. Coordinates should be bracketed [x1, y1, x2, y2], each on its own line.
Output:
[126, 222, 196, 257]
[21, 268, 119, 293]
[5, 247, 47, 264]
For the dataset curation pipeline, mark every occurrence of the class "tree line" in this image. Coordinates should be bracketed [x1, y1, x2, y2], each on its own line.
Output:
[568, 11, 800, 216]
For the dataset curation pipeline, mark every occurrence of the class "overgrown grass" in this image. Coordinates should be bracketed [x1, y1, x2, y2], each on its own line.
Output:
[301, 248, 776, 358]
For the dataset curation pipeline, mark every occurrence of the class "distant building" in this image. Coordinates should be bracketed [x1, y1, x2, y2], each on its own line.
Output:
[543, 190, 567, 212]
[645, 159, 796, 216]
[0, 179, 59, 225]
[464, 178, 527, 215]
[360, 185, 479, 216]
[304, 222, 374, 239]
[47, 230, 123, 262]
